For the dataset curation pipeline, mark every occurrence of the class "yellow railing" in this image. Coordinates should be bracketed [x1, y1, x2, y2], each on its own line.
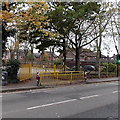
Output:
[39, 71, 84, 86]
[32, 64, 64, 70]
[19, 64, 32, 81]
[19, 64, 84, 85]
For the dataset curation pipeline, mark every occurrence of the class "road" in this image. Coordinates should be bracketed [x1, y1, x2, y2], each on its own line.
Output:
[2, 81, 119, 119]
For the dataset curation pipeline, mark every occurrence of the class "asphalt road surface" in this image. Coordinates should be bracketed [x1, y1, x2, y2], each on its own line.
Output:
[2, 81, 119, 119]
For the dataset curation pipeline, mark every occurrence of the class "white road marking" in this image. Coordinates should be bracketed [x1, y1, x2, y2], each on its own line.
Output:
[30, 88, 57, 93]
[0, 96, 2, 97]
[31, 90, 52, 93]
[27, 94, 101, 110]
[112, 91, 118, 93]
[27, 99, 77, 110]
[80, 95, 99, 100]
[31, 91, 44, 93]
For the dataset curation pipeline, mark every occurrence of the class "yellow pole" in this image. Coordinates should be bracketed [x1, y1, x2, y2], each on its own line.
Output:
[40, 72, 42, 85]
[54, 64, 56, 73]
[70, 72, 72, 83]
[54, 64, 56, 77]
[57, 72, 58, 81]
[29, 64, 32, 79]
[56, 72, 58, 85]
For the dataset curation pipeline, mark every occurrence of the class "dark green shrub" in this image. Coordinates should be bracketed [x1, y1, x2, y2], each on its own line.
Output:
[6, 59, 20, 83]
[54, 58, 63, 66]
[102, 62, 116, 73]
[108, 63, 116, 72]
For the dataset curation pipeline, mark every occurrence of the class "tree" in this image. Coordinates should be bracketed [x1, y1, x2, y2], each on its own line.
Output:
[41, 53, 49, 64]
[26, 52, 34, 63]
[48, 2, 102, 71]
[1, 2, 23, 61]
[12, 2, 58, 64]
[2, 22, 8, 56]
[94, 2, 115, 77]
[1, 2, 15, 56]
[47, 2, 71, 71]
[54, 58, 63, 66]
[6, 59, 20, 83]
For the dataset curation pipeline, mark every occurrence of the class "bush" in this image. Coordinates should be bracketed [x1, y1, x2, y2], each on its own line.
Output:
[54, 58, 63, 66]
[102, 62, 116, 73]
[6, 59, 20, 83]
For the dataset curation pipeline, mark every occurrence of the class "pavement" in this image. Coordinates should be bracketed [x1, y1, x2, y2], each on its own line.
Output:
[1, 77, 120, 93]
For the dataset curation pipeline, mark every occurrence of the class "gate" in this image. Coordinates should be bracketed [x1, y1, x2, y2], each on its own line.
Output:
[19, 64, 32, 81]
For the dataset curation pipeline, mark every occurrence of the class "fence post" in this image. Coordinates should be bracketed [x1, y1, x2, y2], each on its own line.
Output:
[29, 64, 32, 79]
[70, 72, 72, 84]
[40, 72, 42, 85]
[54, 64, 56, 74]
[56, 72, 58, 85]
[57, 72, 58, 81]
[19, 64, 22, 81]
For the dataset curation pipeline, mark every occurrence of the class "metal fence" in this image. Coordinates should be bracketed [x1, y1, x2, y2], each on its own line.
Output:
[19, 64, 84, 85]
[18, 63, 118, 82]
[19, 64, 58, 81]
[19, 64, 32, 81]
[39, 71, 84, 86]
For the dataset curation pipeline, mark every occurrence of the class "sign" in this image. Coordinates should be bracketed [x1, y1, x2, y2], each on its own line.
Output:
[116, 54, 120, 65]
[116, 59, 120, 65]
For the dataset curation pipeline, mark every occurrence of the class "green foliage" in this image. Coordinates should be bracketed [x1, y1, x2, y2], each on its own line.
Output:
[2, 3, 17, 56]
[54, 58, 63, 66]
[26, 52, 34, 63]
[48, 2, 101, 70]
[102, 62, 116, 73]
[41, 53, 49, 63]
[14, 2, 57, 53]
[6, 59, 20, 83]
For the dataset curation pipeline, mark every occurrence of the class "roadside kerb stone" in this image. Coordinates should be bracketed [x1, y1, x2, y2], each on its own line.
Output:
[1, 86, 54, 93]
[1, 77, 119, 93]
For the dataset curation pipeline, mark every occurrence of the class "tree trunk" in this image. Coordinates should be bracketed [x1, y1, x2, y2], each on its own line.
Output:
[16, 48, 19, 59]
[96, 16, 102, 78]
[63, 38, 66, 71]
[10, 49, 14, 59]
[96, 49, 101, 78]
[75, 47, 81, 71]
[31, 45, 34, 65]
[24, 49, 28, 64]
[50, 47, 54, 65]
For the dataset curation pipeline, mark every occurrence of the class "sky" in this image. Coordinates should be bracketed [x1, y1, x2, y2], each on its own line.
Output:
[101, 41, 117, 57]
[100, 36, 118, 57]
